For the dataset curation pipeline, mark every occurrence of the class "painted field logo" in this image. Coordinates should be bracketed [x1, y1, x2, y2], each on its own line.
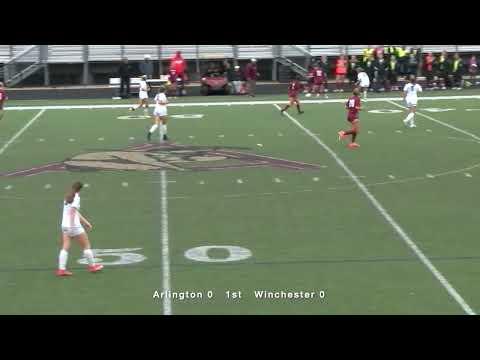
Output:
[0, 143, 321, 176]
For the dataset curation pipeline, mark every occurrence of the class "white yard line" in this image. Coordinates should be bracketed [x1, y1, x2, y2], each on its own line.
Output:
[273, 103, 475, 315]
[0, 109, 45, 156]
[4, 95, 480, 111]
[386, 100, 480, 142]
[160, 170, 172, 315]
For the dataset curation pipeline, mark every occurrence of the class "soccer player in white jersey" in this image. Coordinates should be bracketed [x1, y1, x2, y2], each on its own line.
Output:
[403, 75, 422, 128]
[129, 75, 150, 113]
[355, 67, 370, 100]
[147, 86, 169, 141]
[56, 181, 103, 276]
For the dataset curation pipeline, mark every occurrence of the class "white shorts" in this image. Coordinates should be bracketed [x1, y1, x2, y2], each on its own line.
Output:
[139, 91, 149, 100]
[360, 83, 370, 88]
[406, 98, 418, 108]
[154, 108, 167, 117]
[62, 226, 85, 237]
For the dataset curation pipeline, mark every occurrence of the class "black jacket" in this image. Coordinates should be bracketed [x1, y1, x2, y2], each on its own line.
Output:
[119, 63, 131, 78]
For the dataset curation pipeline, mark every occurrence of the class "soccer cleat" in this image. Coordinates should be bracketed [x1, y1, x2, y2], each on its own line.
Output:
[348, 142, 360, 149]
[298, 111, 304, 115]
[129, 107, 135, 111]
[410, 123, 417, 128]
[147, 131, 151, 141]
[280, 109, 285, 116]
[87, 264, 104, 273]
[56, 269, 73, 276]
[338, 130, 346, 141]
[163, 134, 169, 141]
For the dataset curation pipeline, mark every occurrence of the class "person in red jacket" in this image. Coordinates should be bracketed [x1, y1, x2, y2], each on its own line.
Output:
[245, 59, 260, 97]
[170, 51, 187, 80]
[424, 52, 434, 90]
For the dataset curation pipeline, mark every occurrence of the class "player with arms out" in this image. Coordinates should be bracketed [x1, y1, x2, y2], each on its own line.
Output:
[280, 76, 305, 115]
[338, 87, 362, 149]
[147, 86, 169, 141]
[355, 67, 370, 100]
[0, 82, 8, 121]
[57, 181, 103, 276]
[129, 75, 150, 114]
[402, 75, 422, 128]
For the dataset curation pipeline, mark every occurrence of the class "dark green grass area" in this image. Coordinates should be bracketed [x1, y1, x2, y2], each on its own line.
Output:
[0, 95, 479, 314]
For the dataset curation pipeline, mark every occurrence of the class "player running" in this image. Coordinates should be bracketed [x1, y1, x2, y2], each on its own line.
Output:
[402, 75, 422, 128]
[0, 82, 8, 121]
[338, 87, 362, 149]
[147, 86, 169, 141]
[280, 76, 305, 115]
[355, 67, 370, 100]
[129, 75, 150, 113]
[57, 181, 103, 276]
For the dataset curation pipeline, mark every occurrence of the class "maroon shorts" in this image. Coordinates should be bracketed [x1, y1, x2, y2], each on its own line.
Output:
[313, 78, 325, 85]
[347, 113, 359, 123]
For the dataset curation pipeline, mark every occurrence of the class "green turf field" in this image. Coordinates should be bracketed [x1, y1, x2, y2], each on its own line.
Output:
[1, 91, 480, 314]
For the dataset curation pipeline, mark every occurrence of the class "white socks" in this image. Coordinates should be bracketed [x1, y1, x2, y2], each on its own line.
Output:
[404, 112, 415, 127]
[83, 249, 95, 265]
[363, 90, 367, 99]
[159, 124, 167, 139]
[58, 249, 68, 270]
[149, 124, 158, 133]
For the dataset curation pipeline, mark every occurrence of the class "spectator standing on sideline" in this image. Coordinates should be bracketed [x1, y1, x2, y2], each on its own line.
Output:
[451, 53, 464, 90]
[230, 65, 246, 95]
[373, 53, 387, 92]
[170, 51, 187, 80]
[334, 55, 347, 92]
[0, 82, 8, 121]
[318, 56, 330, 92]
[245, 58, 259, 97]
[365, 54, 375, 92]
[436, 51, 449, 89]
[468, 55, 478, 83]
[140, 54, 154, 79]
[423, 52, 435, 90]
[386, 55, 400, 91]
[407, 52, 418, 76]
[347, 55, 358, 89]
[119, 58, 132, 98]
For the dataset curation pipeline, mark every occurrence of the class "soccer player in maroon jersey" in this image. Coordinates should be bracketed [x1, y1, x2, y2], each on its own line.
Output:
[312, 65, 328, 98]
[280, 76, 305, 115]
[338, 87, 361, 148]
[0, 82, 7, 121]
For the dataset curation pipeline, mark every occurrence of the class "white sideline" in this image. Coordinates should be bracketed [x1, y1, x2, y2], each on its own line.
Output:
[160, 170, 172, 315]
[4, 95, 480, 111]
[274, 104, 475, 315]
[0, 109, 45, 156]
[385, 100, 480, 142]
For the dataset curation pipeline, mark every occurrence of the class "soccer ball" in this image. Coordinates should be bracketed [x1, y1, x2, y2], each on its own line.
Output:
[305, 93, 312, 97]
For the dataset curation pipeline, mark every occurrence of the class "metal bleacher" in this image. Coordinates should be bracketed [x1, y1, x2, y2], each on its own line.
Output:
[2, 45, 480, 65]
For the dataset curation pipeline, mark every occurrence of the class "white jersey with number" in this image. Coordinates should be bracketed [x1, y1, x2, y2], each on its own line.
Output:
[154, 93, 168, 116]
[61, 193, 81, 228]
[404, 82, 422, 106]
[139, 80, 149, 100]
[357, 72, 370, 87]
